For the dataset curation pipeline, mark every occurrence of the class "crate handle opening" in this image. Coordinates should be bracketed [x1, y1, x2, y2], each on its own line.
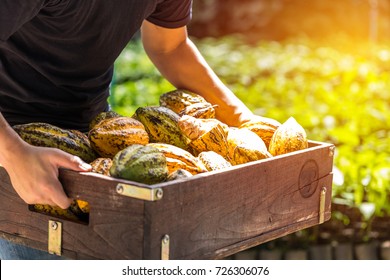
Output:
[28, 199, 89, 225]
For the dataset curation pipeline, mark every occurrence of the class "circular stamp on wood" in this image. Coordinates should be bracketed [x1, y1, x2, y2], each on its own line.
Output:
[298, 159, 319, 198]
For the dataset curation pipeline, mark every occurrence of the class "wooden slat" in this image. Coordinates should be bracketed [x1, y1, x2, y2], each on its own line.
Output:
[144, 142, 334, 259]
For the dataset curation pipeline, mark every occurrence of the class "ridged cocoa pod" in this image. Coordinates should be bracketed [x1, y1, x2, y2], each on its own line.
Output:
[147, 143, 207, 175]
[32, 199, 88, 222]
[13, 122, 98, 163]
[166, 169, 193, 181]
[269, 117, 308, 156]
[178, 102, 216, 119]
[89, 111, 121, 131]
[135, 106, 190, 150]
[227, 128, 272, 165]
[90, 157, 112, 176]
[198, 151, 232, 171]
[88, 117, 149, 158]
[110, 144, 168, 184]
[73, 199, 89, 214]
[239, 116, 281, 148]
[178, 115, 230, 158]
[159, 89, 207, 114]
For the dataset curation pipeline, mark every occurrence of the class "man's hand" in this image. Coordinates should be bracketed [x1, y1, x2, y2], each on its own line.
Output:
[4, 141, 92, 209]
[0, 114, 91, 209]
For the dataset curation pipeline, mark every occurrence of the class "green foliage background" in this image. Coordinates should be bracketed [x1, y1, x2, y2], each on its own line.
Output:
[110, 36, 390, 223]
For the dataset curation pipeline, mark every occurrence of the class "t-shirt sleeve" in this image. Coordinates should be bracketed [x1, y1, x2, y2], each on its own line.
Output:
[0, 0, 46, 41]
[146, 0, 192, 29]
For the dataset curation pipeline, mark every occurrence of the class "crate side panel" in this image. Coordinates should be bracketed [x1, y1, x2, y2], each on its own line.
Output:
[210, 173, 333, 259]
[144, 144, 334, 259]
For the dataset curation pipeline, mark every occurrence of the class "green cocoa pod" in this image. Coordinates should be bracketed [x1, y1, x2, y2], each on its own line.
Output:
[134, 106, 190, 150]
[13, 122, 98, 163]
[110, 144, 168, 184]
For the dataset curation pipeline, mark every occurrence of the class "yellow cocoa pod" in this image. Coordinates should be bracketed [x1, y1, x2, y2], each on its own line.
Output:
[13, 122, 98, 163]
[88, 117, 149, 158]
[89, 111, 121, 131]
[227, 128, 272, 165]
[178, 115, 230, 157]
[198, 151, 232, 171]
[239, 115, 281, 148]
[74, 199, 89, 214]
[90, 157, 113, 176]
[32, 204, 78, 221]
[33, 200, 88, 222]
[159, 89, 207, 114]
[268, 117, 308, 156]
[179, 102, 216, 119]
[147, 143, 207, 175]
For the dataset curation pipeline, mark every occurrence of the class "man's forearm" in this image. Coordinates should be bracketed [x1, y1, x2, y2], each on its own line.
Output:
[0, 113, 23, 165]
[143, 34, 253, 126]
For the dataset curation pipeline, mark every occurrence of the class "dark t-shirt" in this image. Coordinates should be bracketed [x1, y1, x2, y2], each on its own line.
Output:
[0, 0, 192, 131]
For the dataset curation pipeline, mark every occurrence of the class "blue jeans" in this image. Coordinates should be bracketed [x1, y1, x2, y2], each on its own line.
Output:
[0, 238, 69, 260]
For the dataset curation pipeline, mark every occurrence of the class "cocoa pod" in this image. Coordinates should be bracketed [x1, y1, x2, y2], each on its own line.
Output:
[178, 102, 216, 119]
[90, 157, 113, 176]
[89, 111, 121, 131]
[166, 169, 193, 181]
[227, 128, 272, 165]
[110, 144, 168, 184]
[135, 106, 190, 150]
[159, 89, 207, 114]
[239, 115, 281, 148]
[178, 115, 230, 157]
[198, 151, 232, 171]
[147, 143, 207, 175]
[88, 116, 149, 158]
[13, 122, 98, 163]
[268, 117, 308, 156]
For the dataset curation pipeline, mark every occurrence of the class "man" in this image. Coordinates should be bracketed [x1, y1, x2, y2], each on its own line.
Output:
[0, 0, 254, 259]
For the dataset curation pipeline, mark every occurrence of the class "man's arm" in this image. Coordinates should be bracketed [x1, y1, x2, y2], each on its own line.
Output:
[141, 20, 254, 127]
[0, 113, 91, 208]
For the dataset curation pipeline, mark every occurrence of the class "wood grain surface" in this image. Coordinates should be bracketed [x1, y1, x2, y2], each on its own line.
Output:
[0, 141, 334, 259]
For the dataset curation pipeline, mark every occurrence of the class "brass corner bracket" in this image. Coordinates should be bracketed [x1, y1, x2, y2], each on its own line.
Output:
[116, 184, 163, 201]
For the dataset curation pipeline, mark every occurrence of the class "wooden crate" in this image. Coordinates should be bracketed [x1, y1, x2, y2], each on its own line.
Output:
[0, 141, 334, 260]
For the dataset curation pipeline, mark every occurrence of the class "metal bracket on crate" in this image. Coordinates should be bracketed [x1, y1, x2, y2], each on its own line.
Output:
[319, 187, 327, 224]
[48, 220, 62, 256]
[161, 234, 170, 260]
[116, 183, 163, 201]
